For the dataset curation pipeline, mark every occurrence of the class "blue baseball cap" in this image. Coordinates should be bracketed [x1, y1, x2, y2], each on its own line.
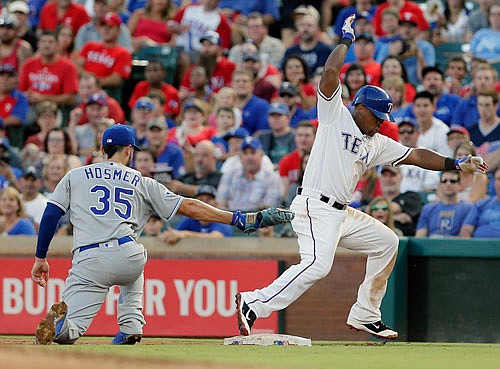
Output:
[86, 93, 108, 106]
[223, 127, 249, 141]
[102, 124, 142, 151]
[268, 102, 290, 116]
[396, 116, 418, 128]
[241, 136, 262, 151]
[134, 97, 154, 111]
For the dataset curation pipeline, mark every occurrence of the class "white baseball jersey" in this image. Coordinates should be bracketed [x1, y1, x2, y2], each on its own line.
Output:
[49, 161, 183, 252]
[302, 84, 413, 204]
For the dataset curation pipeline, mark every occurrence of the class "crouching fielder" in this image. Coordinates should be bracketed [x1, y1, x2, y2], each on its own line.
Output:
[236, 15, 488, 340]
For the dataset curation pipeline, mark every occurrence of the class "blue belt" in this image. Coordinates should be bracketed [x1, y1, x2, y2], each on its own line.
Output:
[78, 236, 134, 253]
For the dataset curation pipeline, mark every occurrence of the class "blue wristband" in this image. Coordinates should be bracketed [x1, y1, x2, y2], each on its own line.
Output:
[231, 210, 246, 231]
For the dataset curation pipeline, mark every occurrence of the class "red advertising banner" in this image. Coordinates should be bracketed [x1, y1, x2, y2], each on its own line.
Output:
[0, 258, 279, 337]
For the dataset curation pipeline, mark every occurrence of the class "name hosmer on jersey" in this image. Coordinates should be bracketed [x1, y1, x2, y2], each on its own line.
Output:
[83, 165, 140, 187]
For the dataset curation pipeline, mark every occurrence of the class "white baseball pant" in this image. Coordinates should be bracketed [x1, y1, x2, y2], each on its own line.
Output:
[241, 194, 399, 325]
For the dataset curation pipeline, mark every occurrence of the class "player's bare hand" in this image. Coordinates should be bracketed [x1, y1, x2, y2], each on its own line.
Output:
[456, 155, 488, 174]
[32, 258, 50, 287]
[342, 14, 356, 41]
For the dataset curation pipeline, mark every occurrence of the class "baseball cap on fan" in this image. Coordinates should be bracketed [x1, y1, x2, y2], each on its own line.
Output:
[241, 136, 262, 151]
[200, 31, 221, 45]
[101, 12, 122, 27]
[102, 124, 142, 151]
[86, 93, 108, 106]
[8, 1, 30, 15]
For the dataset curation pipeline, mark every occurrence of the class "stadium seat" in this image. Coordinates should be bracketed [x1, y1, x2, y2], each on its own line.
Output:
[434, 42, 470, 69]
[131, 45, 178, 84]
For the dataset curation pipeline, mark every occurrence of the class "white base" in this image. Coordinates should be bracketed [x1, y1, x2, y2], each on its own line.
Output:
[224, 333, 312, 346]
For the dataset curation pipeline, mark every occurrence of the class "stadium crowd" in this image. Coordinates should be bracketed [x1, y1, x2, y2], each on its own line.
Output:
[0, 0, 499, 239]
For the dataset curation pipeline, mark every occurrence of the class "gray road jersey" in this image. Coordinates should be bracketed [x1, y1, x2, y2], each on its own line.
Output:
[49, 161, 183, 252]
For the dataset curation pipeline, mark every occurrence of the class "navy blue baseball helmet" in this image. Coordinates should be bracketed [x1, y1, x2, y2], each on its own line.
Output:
[352, 85, 395, 122]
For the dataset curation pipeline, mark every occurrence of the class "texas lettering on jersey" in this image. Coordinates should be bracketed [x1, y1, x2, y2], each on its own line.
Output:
[87, 51, 116, 68]
[341, 131, 371, 165]
[28, 69, 60, 92]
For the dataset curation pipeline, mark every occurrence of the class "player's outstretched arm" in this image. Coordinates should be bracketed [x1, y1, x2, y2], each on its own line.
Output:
[177, 198, 294, 234]
[401, 148, 488, 173]
[319, 14, 355, 97]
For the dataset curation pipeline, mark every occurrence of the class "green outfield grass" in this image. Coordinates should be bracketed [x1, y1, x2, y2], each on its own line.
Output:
[18, 337, 499, 369]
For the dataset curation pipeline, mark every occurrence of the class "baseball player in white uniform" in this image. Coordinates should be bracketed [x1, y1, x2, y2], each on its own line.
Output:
[32, 124, 293, 345]
[236, 15, 488, 340]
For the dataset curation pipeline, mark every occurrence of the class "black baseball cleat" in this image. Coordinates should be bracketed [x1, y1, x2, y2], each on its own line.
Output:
[235, 293, 256, 336]
[347, 320, 398, 340]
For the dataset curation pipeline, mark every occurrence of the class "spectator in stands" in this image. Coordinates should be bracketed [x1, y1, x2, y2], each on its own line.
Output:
[365, 195, 403, 236]
[38, 0, 90, 36]
[128, 60, 180, 120]
[169, 0, 231, 58]
[56, 24, 76, 61]
[129, 97, 155, 147]
[167, 100, 216, 159]
[207, 87, 242, 129]
[24, 101, 58, 150]
[133, 148, 156, 178]
[0, 137, 22, 189]
[211, 107, 238, 160]
[416, 170, 473, 237]
[68, 93, 109, 162]
[340, 33, 381, 86]
[142, 212, 164, 237]
[343, 64, 367, 102]
[284, 149, 310, 208]
[282, 7, 332, 75]
[8, 1, 37, 52]
[351, 167, 384, 209]
[373, 0, 429, 37]
[452, 64, 500, 128]
[382, 75, 410, 120]
[160, 184, 233, 244]
[232, 68, 269, 135]
[395, 116, 440, 192]
[380, 164, 423, 236]
[74, 0, 132, 52]
[466, 0, 495, 41]
[446, 125, 470, 158]
[333, 0, 378, 44]
[217, 136, 281, 211]
[127, 0, 175, 52]
[219, 127, 250, 166]
[18, 31, 78, 108]
[454, 142, 489, 202]
[240, 47, 281, 103]
[167, 140, 222, 198]
[379, 56, 416, 104]
[282, 55, 317, 112]
[412, 91, 450, 156]
[470, 3, 500, 61]
[276, 82, 310, 129]
[179, 66, 212, 103]
[40, 154, 69, 197]
[77, 12, 132, 95]
[374, 7, 402, 62]
[0, 64, 28, 149]
[419, 66, 462, 126]
[40, 128, 81, 170]
[460, 167, 500, 238]
[228, 12, 284, 68]
[257, 102, 295, 167]
[468, 90, 500, 150]
[75, 74, 125, 126]
[436, 0, 470, 44]
[181, 31, 236, 94]
[0, 186, 35, 235]
[0, 12, 32, 73]
[145, 117, 186, 179]
[444, 56, 468, 96]
[19, 166, 47, 232]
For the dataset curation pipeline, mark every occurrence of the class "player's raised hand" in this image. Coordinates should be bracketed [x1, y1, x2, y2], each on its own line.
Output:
[32, 258, 50, 287]
[342, 14, 356, 41]
[455, 155, 488, 174]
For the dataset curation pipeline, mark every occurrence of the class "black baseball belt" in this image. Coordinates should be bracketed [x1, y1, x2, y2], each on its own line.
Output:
[297, 187, 348, 210]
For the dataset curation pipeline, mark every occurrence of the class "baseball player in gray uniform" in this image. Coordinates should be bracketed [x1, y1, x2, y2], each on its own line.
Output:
[236, 15, 488, 340]
[31, 124, 293, 345]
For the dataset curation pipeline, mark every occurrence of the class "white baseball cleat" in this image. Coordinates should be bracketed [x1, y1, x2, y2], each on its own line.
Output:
[347, 320, 398, 340]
